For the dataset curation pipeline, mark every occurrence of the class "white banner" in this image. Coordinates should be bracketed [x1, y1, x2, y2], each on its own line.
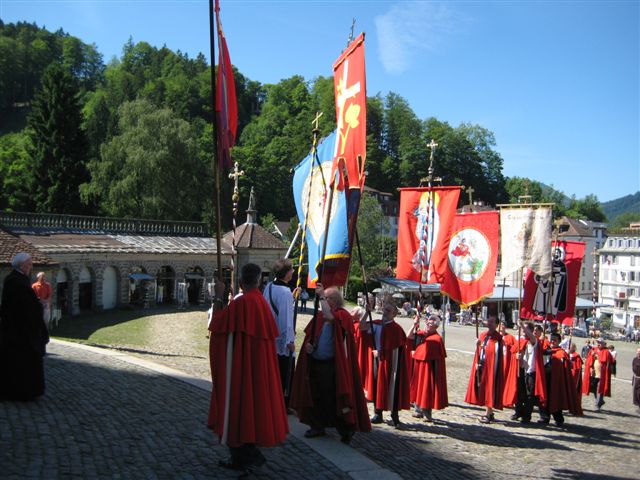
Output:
[500, 207, 552, 278]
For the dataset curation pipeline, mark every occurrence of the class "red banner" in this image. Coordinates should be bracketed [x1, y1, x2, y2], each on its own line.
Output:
[396, 187, 461, 284]
[440, 211, 499, 306]
[215, 0, 237, 169]
[520, 240, 586, 325]
[332, 33, 366, 190]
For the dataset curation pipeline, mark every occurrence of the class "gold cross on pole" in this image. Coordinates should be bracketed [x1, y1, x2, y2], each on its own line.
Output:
[348, 18, 356, 44]
[465, 186, 475, 205]
[229, 161, 245, 202]
[427, 139, 438, 185]
[312, 111, 323, 131]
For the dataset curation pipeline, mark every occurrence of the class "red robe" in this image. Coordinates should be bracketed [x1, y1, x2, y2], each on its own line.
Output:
[289, 308, 371, 432]
[569, 351, 583, 411]
[465, 330, 504, 409]
[351, 310, 369, 389]
[501, 333, 519, 407]
[411, 331, 448, 410]
[516, 337, 548, 407]
[582, 346, 613, 396]
[361, 320, 411, 412]
[207, 289, 288, 448]
[546, 347, 582, 415]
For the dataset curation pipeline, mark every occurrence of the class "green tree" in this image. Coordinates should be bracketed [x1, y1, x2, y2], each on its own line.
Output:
[609, 211, 640, 230]
[0, 131, 34, 210]
[81, 99, 210, 220]
[27, 62, 88, 213]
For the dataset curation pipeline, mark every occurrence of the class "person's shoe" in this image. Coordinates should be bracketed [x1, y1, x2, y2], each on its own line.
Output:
[520, 417, 531, 425]
[218, 459, 246, 472]
[555, 419, 565, 427]
[370, 413, 384, 424]
[537, 418, 549, 424]
[424, 411, 433, 423]
[510, 413, 520, 421]
[340, 432, 354, 445]
[391, 414, 401, 428]
[412, 411, 424, 419]
[478, 415, 492, 424]
[304, 428, 326, 438]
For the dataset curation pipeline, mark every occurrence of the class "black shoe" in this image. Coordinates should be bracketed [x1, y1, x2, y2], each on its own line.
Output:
[511, 413, 520, 421]
[555, 420, 565, 427]
[340, 432, 354, 445]
[304, 428, 326, 438]
[478, 415, 492, 424]
[520, 418, 531, 424]
[537, 419, 550, 424]
[412, 411, 424, 419]
[371, 414, 383, 424]
[391, 414, 401, 427]
[219, 459, 247, 472]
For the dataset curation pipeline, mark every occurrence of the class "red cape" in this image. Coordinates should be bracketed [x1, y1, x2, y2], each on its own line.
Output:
[361, 320, 411, 411]
[501, 333, 519, 407]
[569, 351, 583, 411]
[411, 331, 448, 410]
[352, 313, 369, 390]
[465, 330, 504, 409]
[207, 289, 289, 448]
[582, 346, 613, 396]
[547, 347, 582, 415]
[289, 308, 371, 432]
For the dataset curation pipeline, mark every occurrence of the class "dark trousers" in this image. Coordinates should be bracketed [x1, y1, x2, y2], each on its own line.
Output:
[228, 444, 264, 467]
[277, 354, 294, 406]
[515, 370, 537, 421]
[308, 357, 352, 436]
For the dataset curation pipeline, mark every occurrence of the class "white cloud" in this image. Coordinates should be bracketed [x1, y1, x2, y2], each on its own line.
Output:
[375, 1, 461, 75]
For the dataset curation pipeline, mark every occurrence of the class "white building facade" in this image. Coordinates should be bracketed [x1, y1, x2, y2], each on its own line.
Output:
[597, 232, 640, 329]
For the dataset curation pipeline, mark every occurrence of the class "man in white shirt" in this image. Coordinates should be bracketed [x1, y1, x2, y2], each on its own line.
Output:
[264, 258, 300, 408]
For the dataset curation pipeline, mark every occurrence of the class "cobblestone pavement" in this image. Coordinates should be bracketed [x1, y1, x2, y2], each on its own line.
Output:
[3, 313, 637, 479]
[0, 342, 349, 480]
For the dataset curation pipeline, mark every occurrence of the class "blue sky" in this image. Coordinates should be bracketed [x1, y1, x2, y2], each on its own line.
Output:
[2, 0, 638, 202]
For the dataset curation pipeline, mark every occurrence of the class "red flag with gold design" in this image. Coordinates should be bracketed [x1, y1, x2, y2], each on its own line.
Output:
[332, 33, 366, 190]
[440, 211, 499, 306]
[396, 187, 462, 284]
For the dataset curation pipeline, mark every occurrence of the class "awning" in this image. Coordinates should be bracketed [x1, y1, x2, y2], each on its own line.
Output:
[129, 273, 154, 281]
[378, 277, 441, 293]
[184, 273, 205, 279]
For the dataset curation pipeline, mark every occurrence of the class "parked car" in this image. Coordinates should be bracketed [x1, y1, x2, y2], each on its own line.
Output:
[570, 327, 589, 338]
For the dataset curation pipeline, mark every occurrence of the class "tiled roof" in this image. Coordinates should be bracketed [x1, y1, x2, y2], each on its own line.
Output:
[0, 228, 57, 266]
[223, 223, 286, 249]
[18, 233, 231, 255]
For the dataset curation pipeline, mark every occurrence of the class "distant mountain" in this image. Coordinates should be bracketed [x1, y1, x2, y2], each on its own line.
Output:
[539, 183, 570, 206]
[601, 192, 640, 222]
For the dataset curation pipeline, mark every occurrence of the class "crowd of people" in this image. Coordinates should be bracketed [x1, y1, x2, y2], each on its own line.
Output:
[205, 259, 639, 473]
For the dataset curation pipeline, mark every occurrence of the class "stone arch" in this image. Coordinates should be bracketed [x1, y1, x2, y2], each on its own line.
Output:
[156, 265, 175, 304]
[54, 267, 73, 317]
[185, 266, 205, 305]
[78, 265, 95, 311]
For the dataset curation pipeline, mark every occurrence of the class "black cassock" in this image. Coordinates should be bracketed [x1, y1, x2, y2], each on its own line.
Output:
[0, 269, 48, 401]
[633, 357, 640, 408]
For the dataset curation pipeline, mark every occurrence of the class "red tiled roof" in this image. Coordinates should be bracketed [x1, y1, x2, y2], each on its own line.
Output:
[0, 228, 57, 266]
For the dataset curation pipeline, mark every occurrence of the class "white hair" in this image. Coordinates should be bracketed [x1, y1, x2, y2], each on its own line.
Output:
[11, 252, 31, 270]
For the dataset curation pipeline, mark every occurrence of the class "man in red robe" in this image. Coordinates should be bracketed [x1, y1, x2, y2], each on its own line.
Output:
[511, 322, 546, 424]
[360, 299, 411, 427]
[290, 284, 371, 444]
[538, 332, 582, 426]
[568, 342, 583, 411]
[208, 263, 288, 472]
[350, 294, 375, 389]
[408, 313, 448, 422]
[582, 337, 613, 411]
[465, 314, 504, 423]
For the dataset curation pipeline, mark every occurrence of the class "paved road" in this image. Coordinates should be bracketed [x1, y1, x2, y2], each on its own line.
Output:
[1, 317, 637, 479]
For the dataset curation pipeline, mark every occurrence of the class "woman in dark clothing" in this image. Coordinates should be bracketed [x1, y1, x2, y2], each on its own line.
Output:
[0, 253, 48, 401]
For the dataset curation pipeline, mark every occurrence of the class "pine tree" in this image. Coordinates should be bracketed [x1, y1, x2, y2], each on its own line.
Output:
[27, 62, 88, 213]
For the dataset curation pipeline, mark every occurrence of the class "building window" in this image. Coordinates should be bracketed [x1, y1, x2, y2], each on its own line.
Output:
[613, 255, 618, 264]
[631, 256, 636, 267]
[581, 282, 585, 290]
[618, 239, 623, 247]
[608, 239, 614, 247]
[588, 281, 591, 290]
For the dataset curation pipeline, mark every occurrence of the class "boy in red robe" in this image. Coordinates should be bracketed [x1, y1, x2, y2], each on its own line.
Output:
[512, 322, 547, 424]
[465, 314, 504, 423]
[500, 322, 519, 408]
[582, 337, 613, 411]
[538, 332, 582, 426]
[408, 313, 448, 422]
[208, 263, 289, 473]
[290, 284, 371, 444]
[360, 299, 411, 427]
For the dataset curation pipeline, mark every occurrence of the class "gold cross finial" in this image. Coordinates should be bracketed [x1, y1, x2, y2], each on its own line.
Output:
[312, 111, 323, 131]
[465, 186, 475, 205]
[229, 162, 245, 202]
[427, 139, 438, 151]
[348, 18, 356, 44]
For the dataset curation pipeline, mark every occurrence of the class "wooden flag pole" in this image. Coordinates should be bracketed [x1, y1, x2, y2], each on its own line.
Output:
[209, 0, 223, 283]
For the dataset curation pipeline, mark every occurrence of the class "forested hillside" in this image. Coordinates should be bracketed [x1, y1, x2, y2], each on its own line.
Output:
[0, 21, 610, 228]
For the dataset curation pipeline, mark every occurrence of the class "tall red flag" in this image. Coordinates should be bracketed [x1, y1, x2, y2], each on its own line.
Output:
[396, 187, 462, 284]
[520, 240, 586, 325]
[332, 33, 366, 190]
[440, 211, 499, 306]
[215, 0, 237, 169]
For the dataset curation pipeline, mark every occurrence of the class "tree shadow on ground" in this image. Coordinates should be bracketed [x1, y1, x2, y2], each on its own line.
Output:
[85, 343, 206, 359]
[552, 468, 635, 480]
